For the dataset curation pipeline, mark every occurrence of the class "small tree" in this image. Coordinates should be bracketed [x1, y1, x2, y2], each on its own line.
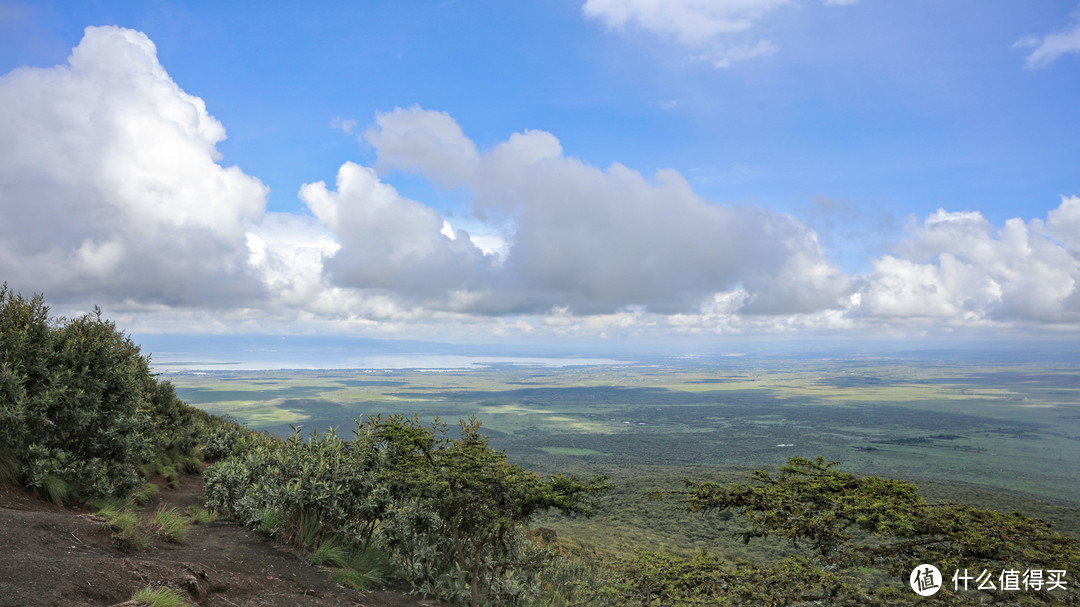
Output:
[671, 456, 1080, 605]
[369, 415, 610, 607]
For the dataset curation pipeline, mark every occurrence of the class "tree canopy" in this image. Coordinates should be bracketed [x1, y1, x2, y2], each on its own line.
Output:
[659, 456, 1080, 605]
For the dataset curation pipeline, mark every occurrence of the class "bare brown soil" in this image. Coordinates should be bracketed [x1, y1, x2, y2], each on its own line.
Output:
[0, 474, 450, 607]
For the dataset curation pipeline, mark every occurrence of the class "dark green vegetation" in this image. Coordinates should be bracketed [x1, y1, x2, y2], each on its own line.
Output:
[0, 284, 217, 501]
[664, 456, 1079, 605]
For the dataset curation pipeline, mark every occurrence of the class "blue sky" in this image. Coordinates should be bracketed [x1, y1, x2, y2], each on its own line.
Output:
[1, 1, 1079, 345]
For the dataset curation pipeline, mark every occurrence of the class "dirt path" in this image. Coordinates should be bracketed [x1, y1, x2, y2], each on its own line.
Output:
[0, 475, 450, 607]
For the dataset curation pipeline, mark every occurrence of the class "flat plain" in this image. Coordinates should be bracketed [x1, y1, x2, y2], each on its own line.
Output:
[165, 351, 1080, 557]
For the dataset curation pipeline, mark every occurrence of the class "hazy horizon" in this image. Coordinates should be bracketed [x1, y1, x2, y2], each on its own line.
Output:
[139, 333, 1080, 373]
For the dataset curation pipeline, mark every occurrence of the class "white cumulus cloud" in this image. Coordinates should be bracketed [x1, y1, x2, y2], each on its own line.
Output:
[299, 161, 493, 308]
[360, 106, 854, 317]
[859, 201, 1080, 325]
[0, 26, 268, 307]
[340, 106, 1080, 333]
[365, 106, 479, 188]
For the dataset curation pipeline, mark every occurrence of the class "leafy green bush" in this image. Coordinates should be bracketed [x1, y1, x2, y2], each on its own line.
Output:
[0, 285, 236, 502]
[199, 418, 252, 462]
[0, 285, 55, 493]
[204, 415, 609, 606]
[203, 426, 389, 550]
[530, 458, 1080, 606]
[370, 416, 609, 607]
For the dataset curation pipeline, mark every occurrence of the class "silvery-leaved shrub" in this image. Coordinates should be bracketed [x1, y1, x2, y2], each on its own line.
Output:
[203, 413, 609, 607]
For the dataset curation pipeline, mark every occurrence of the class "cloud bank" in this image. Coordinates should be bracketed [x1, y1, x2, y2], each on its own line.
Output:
[0, 26, 1077, 339]
[359, 108, 856, 316]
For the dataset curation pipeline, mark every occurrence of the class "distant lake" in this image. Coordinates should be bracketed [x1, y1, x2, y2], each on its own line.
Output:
[151, 353, 628, 372]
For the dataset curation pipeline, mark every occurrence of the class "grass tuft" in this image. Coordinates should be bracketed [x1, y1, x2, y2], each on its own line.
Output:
[0, 447, 20, 485]
[130, 585, 189, 607]
[132, 482, 159, 505]
[179, 452, 202, 474]
[350, 548, 392, 587]
[150, 505, 190, 543]
[107, 508, 150, 550]
[330, 567, 373, 590]
[186, 504, 217, 524]
[256, 506, 279, 536]
[141, 453, 183, 487]
[328, 547, 392, 590]
[297, 510, 323, 550]
[309, 538, 349, 568]
[37, 475, 73, 506]
[89, 498, 152, 549]
[162, 465, 179, 488]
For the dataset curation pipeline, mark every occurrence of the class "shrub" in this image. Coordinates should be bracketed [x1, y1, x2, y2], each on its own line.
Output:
[203, 427, 389, 551]
[0, 285, 231, 502]
[205, 415, 609, 607]
[199, 418, 253, 462]
[1, 287, 155, 498]
[370, 416, 609, 607]
[0, 285, 52, 467]
[667, 457, 1080, 605]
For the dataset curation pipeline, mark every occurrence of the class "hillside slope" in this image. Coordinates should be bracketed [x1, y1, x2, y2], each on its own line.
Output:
[0, 473, 448, 607]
